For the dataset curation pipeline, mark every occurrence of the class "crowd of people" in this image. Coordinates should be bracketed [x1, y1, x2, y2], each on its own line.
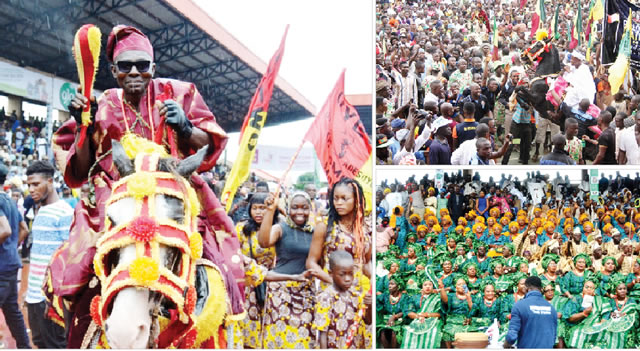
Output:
[0, 24, 373, 349]
[376, 170, 640, 348]
[375, 0, 640, 165]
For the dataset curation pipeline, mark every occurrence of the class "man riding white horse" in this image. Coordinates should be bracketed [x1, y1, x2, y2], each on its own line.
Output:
[49, 25, 245, 347]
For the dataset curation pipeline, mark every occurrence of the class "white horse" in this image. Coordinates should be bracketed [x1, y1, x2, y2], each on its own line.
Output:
[86, 141, 234, 348]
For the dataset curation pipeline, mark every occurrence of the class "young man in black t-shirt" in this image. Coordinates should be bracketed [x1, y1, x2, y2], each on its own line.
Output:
[452, 102, 479, 150]
[592, 111, 617, 164]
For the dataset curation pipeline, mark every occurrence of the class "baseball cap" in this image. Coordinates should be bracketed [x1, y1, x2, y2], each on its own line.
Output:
[377, 134, 394, 148]
[390, 118, 406, 129]
[432, 116, 450, 131]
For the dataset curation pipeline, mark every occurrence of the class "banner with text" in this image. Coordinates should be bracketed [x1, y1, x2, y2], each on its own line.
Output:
[0, 60, 101, 111]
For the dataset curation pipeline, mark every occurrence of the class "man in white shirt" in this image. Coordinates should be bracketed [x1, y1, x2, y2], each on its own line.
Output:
[563, 51, 596, 108]
[618, 113, 640, 165]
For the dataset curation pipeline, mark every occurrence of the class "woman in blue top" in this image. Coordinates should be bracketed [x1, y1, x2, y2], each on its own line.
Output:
[475, 190, 489, 219]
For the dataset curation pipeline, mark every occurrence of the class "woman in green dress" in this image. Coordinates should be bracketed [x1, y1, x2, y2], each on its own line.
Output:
[437, 256, 455, 293]
[471, 281, 504, 328]
[438, 276, 473, 349]
[486, 258, 512, 296]
[462, 262, 483, 296]
[599, 274, 639, 348]
[377, 278, 412, 348]
[539, 254, 561, 287]
[500, 273, 527, 321]
[401, 243, 420, 272]
[501, 243, 518, 273]
[542, 280, 566, 348]
[377, 258, 400, 294]
[562, 278, 612, 349]
[402, 280, 443, 349]
[596, 256, 618, 297]
[561, 253, 591, 299]
[468, 242, 491, 277]
[625, 258, 640, 299]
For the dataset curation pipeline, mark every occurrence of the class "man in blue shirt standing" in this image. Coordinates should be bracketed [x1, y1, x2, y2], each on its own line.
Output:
[0, 162, 30, 348]
[504, 276, 557, 349]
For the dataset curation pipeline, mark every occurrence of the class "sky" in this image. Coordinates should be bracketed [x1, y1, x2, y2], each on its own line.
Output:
[194, 0, 372, 150]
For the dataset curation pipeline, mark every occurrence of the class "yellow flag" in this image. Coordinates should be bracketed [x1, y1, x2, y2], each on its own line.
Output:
[221, 111, 267, 212]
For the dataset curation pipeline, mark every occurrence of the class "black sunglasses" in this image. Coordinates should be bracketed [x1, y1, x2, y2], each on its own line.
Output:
[115, 60, 151, 73]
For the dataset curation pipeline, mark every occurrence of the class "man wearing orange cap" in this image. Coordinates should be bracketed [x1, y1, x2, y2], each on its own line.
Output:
[50, 25, 244, 347]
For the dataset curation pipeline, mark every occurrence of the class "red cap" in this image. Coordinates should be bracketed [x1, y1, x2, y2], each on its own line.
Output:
[106, 25, 154, 63]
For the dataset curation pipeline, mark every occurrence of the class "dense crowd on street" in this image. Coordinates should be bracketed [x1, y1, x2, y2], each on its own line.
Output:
[376, 0, 640, 165]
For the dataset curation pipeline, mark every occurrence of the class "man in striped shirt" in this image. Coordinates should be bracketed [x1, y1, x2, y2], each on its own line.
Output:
[25, 160, 73, 348]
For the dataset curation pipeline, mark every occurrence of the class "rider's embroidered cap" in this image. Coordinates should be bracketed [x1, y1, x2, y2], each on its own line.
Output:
[106, 25, 154, 62]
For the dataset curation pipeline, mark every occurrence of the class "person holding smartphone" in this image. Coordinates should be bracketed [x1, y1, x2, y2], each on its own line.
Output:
[439, 277, 473, 348]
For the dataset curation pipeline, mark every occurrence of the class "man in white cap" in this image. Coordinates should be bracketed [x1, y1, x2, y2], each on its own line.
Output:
[590, 240, 603, 272]
[604, 229, 622, 257]
[562, 51, 596, 108]
[567, 226, 588, 256]
[428, 116, 453, 164]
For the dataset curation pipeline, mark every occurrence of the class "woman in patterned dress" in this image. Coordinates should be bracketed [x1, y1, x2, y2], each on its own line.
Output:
[258, 191, 316, 349]
[402, 280, 443, 349]
[542, 280, 566, 348]
[562, 278, 611, 349]
[601, 275, 640, 348]
[438, 276, 474, 348]
[561, 253, 591, 299]
[236, 193, 276, 348]
[377, 278, 412, 348]
[625, 258, 640, 299]
[307, 178, 372, 347]
[471, 282, 503, 328]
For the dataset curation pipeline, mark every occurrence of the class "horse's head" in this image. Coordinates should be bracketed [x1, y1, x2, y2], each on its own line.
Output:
[91, 139, 208, 348]
[521, 37, 562, 78]
[521, 39, 548, 66]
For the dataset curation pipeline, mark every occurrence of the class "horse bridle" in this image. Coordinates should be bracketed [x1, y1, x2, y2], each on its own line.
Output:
[91, 153, 204, 348]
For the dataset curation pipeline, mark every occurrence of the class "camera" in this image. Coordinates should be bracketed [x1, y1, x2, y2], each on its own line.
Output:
[416, 109, 432, 118]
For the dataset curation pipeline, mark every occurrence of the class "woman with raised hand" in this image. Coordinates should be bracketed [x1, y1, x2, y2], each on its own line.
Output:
[258, 191, 316, 349]
[439, 276, 473, 349]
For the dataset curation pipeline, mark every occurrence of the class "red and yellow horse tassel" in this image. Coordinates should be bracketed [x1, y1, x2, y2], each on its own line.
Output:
[72, 24, 101, 148]
[90, 295, 102, 327]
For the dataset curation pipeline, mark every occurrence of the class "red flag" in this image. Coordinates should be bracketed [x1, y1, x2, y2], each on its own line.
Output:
[238, 25, 289, 141]
[520, 0, 527, 10]
[304, 70, 371, 188]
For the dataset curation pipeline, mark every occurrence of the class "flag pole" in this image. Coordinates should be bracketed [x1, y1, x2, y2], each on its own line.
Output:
[278, 139, 306, 186]
[271, 139, 305, 200]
